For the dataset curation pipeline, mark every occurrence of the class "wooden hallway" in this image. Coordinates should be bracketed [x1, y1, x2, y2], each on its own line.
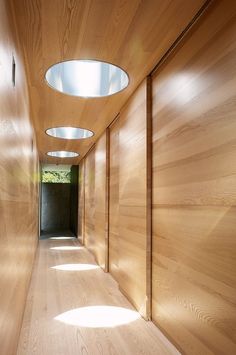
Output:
[1, 1, 236, 354]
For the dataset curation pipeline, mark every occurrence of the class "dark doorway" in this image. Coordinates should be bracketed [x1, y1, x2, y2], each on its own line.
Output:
[40, 164, 78, 237]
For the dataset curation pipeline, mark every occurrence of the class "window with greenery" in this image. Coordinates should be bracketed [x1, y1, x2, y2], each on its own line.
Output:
[42, 170, 71, 183]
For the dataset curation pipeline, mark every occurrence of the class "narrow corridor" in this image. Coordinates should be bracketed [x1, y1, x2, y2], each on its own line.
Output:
[17, 235, 179, 355]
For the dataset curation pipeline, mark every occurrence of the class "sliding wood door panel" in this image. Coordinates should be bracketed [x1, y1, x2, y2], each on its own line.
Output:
[109, 118, 120, 280]
[84, 132, 108, 269]
[94, 132, 107, 269]
[152, 1, 236, 354]
[84, 148, 95, 251]
[78, 161, 85, 244]
[119, 80, 148, 317]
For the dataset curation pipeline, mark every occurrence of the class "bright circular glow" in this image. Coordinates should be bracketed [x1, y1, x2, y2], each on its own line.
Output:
[46, 127, 94, 140]
[54, 306, 140, 328]
[50, 246, 82, 251]
[45, 59, 129, 97]
[51, 264, 99, 271]
[49, 237, 76, 240]
[47, 151, 79, 158]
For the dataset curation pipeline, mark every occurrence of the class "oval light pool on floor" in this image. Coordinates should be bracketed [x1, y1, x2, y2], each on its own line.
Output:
[54, 306, 140, 328]
[45, 59, 129, 97]
[50, 246, 82, 251]
[49, 236, 75, 240]
[51, 264, 99, 271]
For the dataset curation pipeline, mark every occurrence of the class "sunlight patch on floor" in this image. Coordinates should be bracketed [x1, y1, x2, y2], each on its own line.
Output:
[50, 246, 83, 251]
[54, 306, 140, 328]
[50, 236, 76, 240]
[51, 264, 99, 271]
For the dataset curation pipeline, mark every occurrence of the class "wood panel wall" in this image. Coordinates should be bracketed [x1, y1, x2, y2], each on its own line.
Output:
[78, 2, 236, 352]
[0, 1, 39, 354]
[94, 132, 107, 270]
[109, 118, 120, 280]
[78, 161, 85, 244]
[152, 1, 236, 354]
[84, 147, 95, 252]
[118, 80, 148, 318]
[82, 81, 149, 317]
[84, 132, 108, 269]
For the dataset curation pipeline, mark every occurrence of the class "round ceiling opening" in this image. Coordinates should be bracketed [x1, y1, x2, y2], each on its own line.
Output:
[45, 59, 129, 97]
[47, 151, 79, 158]
[46, 127, 94, 140]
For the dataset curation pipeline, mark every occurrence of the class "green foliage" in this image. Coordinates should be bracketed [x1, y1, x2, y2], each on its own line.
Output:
[42, 170, 71, 183]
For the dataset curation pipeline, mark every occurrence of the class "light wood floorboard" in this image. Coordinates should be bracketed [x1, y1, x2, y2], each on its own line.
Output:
[17, 236, 179, 355]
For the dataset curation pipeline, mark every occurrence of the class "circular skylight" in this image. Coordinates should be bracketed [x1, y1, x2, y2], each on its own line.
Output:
[47, 151, 79, 158]
[45, 59, 129, 97]
[46, 126, 94, 140]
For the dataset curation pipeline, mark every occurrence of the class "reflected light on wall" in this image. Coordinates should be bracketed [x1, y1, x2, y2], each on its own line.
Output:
[0, 144, 32, 159]
[50, 246, 82, 251]
[95, 150, 106, 163]
[49, 237, 75, 240]
[51, 264, 99, 271]
[54, 306, 140, 328]
[169, 73, 199, 105]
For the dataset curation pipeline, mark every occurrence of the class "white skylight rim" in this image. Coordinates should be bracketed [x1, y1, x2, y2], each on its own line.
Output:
[46, 127, 94, 140]
[45, 59, 129, 97]
[47, 151, 79, 158]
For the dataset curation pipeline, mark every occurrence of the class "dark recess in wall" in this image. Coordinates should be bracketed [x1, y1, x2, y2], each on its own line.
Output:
[40, 165, 79, 236]
[41, 183, 71, 234]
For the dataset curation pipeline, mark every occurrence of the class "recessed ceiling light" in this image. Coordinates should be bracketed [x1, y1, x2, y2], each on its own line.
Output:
[46, 126, 94, 140]
[45, 59, 129, 97]
[47, 151, 79, 158]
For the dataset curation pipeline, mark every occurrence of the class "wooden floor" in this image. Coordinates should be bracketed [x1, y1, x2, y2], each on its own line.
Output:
[17, 235, 179, 355]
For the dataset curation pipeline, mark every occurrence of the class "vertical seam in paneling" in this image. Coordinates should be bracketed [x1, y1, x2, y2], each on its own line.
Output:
[146, 75, 152, 321]
[82, 160, 86, 245]
[105, 128, 110, 272]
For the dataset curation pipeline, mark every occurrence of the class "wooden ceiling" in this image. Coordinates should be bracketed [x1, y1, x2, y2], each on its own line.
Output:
[11, 0, 205, 164]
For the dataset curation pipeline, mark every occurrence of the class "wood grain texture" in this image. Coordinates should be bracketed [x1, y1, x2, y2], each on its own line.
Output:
[118, 80, 148, 318]
[84, 132, 108, 269]
[84, 147, 95, 252]
[11, 0, 205, 164]
[152, 1, 236, 354]
[17, 236, 179, 355]
[94, 132, 107, 270]
[146, 76, 152, 320]
[78, 160, 85, 244]
[85, 81, 150, 318]
[105, 128, 110, 272]
[0, 1, 39, 354]
[109, 117, 120, 280]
